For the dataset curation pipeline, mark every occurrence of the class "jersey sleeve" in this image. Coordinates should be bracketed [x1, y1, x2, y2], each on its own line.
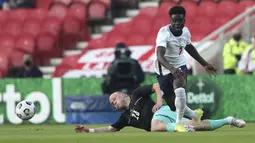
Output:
[185, 28, 192, 45]
[132, 85, 153, 99]
[156, 28, 168, 48]
[111, 114, 129, 131]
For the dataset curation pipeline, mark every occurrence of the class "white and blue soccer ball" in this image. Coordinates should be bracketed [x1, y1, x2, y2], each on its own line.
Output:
[15, 100, 36, 120]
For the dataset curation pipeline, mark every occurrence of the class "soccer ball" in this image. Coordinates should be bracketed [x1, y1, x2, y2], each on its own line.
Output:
[15, 100, 36, 120]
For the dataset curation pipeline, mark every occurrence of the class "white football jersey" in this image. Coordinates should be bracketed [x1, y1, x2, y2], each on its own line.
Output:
[153, 24, 191, 75]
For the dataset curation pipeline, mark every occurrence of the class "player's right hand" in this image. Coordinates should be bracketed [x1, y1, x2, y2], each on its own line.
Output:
[75, 125, 89, 133]
[171, 68, 184, 78]
[203, 63, 217, 77]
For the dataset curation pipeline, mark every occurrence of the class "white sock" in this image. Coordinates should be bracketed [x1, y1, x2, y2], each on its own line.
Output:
[174, 87, 186, 123]
[225, 117, 233, 124]
[184, 106, 197, 120]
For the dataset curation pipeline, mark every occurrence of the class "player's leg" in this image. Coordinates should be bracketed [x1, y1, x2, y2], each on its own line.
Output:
[156, 74, 176, 111]
[151, 120, 174, 132]
[185, 117, 246, 131]
[151, 106, 194, 132]
[173, 65, 194, 123]
[185, 106, 203, 122]
[163, 95, 176, 111]
[157, 71, 202, 121]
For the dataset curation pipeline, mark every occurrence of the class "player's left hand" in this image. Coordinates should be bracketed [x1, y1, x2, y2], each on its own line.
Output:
[75, 125, 89, 133]
[204, 63, 217, 77]
[152, 103, 162, 113]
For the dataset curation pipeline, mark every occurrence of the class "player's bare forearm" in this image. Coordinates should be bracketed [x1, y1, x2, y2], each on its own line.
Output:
[185, 44, 208, 66]
[152, 83, 163, 104]
[76, 125, 118, 133]
[157, 46, 175, 70]
[92, 126, 118, 132]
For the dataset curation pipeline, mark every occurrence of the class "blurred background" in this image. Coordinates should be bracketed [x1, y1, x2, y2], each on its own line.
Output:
[0, 0, 255, 125]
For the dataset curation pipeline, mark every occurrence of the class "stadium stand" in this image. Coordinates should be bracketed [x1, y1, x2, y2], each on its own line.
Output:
[52, 0, 255, 78]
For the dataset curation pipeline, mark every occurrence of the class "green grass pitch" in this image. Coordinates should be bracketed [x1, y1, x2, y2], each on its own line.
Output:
[0, 124, 254, 143]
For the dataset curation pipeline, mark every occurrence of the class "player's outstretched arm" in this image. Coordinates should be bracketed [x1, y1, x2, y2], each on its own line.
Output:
[185, 44, 207, 66]
[185, 44, 217, 76]
[152, 83, 163, 112]
[75, 114, 128, 133]
[157, 46, 184, 78]
[75, 125, 118, 133]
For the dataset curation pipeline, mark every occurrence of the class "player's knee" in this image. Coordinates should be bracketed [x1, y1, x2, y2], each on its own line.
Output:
[151, 120, 164, 132]
[173, 77, 186, 89]
[151, 124, 160, 132]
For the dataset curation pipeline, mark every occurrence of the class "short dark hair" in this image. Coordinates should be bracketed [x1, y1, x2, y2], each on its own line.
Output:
[169, 6, 186, 17]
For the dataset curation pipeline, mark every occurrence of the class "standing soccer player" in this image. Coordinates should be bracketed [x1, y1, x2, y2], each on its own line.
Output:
[154, 6, 217, 128]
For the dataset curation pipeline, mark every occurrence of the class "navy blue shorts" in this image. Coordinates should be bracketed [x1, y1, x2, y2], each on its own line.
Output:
[156, 65, 187, 99]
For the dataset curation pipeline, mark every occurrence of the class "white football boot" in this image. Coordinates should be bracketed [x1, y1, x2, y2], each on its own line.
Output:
[226, 116, 246, 128]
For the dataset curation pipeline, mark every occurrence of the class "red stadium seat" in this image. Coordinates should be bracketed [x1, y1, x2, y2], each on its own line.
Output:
[190, 23, 214, 36]
[36, 32, 60, 65]
[180, 1, 197, 19]
[156, 2, 175, 16]
[214, 15, 231, 27]
[99, 0, 110, 8]
[238, 0, 255, 13]
[63, 6, 91, 45]
[37, 32, 57, 54]
[0, 11, 8, 23]
[0, 35, 15, 56]
[197, 1, 217, 17]
[113, 21, 133, 36]
[185, 20, 192, 28]
[217, 1, 239, 18]
[138, 6, 158, 18]
[63, 17, 82, 34]
[28, 9, 47, 21]
[127, 34, 146, 46]
[62, 16, 83, 49]
[36, 0, 52, 9]
[52, 0, 72, 5]
[73, 0, 91, 5]
[152, 16, 169, 33]
[105, 34, 126, 47]
[2, 20, 23, 37]
[0, 23, 3, 33]
[147, 34, 157, 45]
[41, 17, 62, 36]
[69, 1, 87, 8]
[0, 70, 5, 78]
[49, 2, 68, 19]
[9, 9, 29, 21]
[87, 0, 107, 19]
[87, 35, 107, 49]
[131, 15, 152, 35]
[211, 23, 221, 31]
[192, 16, 212, 25]
[0, 53, 9, 75]
[160, 0, 181, 4]
[15, 33, 35, 54]
[66, 7, 87, 22]
[22, 19, 41, 36]
[10, 51, 25, 67]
